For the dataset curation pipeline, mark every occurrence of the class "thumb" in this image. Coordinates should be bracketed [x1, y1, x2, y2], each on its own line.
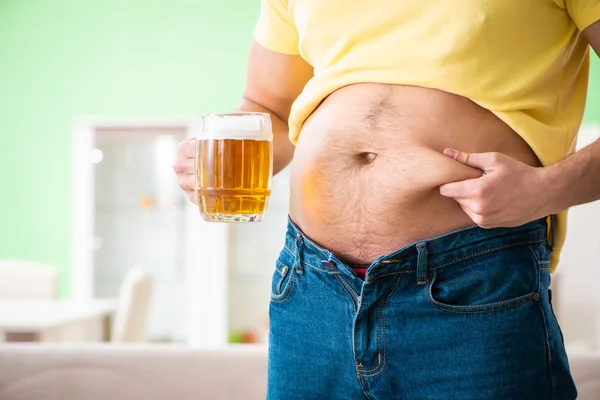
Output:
[443, 149, 502, 171]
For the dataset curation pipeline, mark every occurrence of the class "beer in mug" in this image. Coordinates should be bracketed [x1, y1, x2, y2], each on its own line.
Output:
[195, 112, 273, 222]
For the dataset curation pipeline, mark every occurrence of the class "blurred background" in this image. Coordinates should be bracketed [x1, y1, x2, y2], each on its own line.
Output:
[0, 0, 599, 350]
[0, 0, 281, 346]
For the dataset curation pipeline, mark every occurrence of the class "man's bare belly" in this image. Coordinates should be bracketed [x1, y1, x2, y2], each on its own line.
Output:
[288, 83, 541, 265]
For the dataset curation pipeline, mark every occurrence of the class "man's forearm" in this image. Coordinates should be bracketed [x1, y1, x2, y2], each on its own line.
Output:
[235, 98, 295, 175]
[543, 137, 600, 213]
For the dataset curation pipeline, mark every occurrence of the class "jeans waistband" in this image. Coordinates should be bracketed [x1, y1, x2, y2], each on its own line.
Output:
[283, 217, 550, 282]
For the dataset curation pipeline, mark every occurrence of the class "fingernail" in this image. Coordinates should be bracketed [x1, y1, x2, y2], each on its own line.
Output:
[443, 149, 458, 159]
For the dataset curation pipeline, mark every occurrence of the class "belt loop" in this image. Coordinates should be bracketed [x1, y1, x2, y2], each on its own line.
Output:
[416, 242, 429, 285]
[295, 233, 304, 274]
[548, 214, 557, 252]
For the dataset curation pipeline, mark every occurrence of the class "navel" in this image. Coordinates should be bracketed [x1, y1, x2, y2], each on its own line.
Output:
[356, 152, 378, 164]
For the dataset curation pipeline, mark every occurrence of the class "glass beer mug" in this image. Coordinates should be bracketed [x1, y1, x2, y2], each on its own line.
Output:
[195, 112, 273, 222]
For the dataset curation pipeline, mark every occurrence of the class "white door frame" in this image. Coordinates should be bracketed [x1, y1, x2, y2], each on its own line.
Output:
[71, 116, 229, 346]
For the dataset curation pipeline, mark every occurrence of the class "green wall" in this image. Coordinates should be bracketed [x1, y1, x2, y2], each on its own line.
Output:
[0, 1, 599, 297]
[0, 0, 258, 297]
[585, 56, 600, 122]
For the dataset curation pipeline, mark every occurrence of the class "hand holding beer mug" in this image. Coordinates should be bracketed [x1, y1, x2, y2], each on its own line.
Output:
[195, 112, 273, 222]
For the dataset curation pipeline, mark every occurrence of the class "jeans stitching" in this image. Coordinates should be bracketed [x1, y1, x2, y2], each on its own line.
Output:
[373, 227, 546, 267]
[528, 243, 552, 265]
[338, 272, 363, 374]
[425, 288, 537, 314]
[298, 259, 342, 273]
[352, 282, 363, 377]
[335, 275, 360, 306]
[270, 278, 295, 303]
[359, 273, 403, 377]
[360, 274, 402, 377]
[424, 270, 538, 314]
[357, 307, 383, 374]
[428, 239, 546, 272]
[359, 318, 382, 374]
[283, 245, 295, 258]
[366, 270, 413, 285]
[275, 266, 289, 293]
[423, 225, 545, 246]
[270, 268, 296, 302]
[537, 269, 555, 398]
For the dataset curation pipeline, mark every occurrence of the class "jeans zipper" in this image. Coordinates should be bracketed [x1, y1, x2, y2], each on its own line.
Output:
[347, 283, 361, 308]
[337, 275, 361, 309]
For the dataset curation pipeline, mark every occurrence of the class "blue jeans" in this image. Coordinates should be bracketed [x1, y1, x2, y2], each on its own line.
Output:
[267, 217, 577, 400]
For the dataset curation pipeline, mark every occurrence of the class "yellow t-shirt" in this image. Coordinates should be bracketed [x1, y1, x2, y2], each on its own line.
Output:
[253, 0, 600, 272]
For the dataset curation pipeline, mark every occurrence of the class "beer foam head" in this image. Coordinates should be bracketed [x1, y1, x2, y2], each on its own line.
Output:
[199, 112, 273, 140]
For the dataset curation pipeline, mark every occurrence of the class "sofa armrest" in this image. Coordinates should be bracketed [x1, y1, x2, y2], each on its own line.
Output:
[0, 344, 268, 400]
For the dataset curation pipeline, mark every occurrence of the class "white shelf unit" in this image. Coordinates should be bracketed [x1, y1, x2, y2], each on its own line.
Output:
[72, 117, 284, 347]
[558, 123, 600, 353]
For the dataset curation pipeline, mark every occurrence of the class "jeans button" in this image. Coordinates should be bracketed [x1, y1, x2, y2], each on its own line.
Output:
[321, 260, 336, 269]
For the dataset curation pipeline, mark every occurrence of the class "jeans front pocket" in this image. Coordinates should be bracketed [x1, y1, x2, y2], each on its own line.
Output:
[425, 242, 542, 314]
